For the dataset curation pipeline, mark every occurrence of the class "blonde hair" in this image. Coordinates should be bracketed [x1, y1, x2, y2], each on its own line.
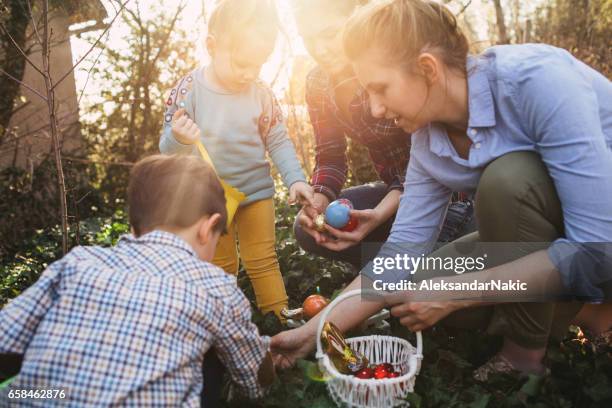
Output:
[343, 0, 469, 74]
[208, 0, 279, 48]
[291, 0, 366, 19]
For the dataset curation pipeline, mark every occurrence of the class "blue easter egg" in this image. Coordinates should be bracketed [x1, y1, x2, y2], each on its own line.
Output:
[325, 200, 352, 228]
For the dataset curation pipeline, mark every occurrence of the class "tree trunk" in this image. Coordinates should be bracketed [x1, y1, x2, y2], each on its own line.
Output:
[0, 0, 30, 134]
[492, 0, 509, 44]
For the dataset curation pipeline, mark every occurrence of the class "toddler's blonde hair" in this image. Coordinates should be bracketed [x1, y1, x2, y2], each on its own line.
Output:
[208, 0, 279, 48]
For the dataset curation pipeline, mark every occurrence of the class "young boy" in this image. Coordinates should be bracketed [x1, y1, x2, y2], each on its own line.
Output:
[0, 155, 274, 406]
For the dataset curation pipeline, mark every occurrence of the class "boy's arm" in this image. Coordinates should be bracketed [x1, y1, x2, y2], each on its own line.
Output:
[212, 286, 275, 399]
[159, 73, 197, 155]
[0, 260, 64, 354]
[259, 87, 306, 189]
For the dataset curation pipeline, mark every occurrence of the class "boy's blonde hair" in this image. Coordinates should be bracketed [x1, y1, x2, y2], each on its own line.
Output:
[128, 155, 227, 237]
[343, 0, 469, 74]
[208, 0, 279, 48]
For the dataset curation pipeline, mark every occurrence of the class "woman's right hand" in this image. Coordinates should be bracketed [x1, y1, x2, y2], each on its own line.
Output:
[171, 109, 200, 145]
[296, 193, 330, 245]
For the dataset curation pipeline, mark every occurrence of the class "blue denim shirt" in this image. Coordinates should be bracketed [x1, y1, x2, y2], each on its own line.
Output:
[387, 44, 612, 298]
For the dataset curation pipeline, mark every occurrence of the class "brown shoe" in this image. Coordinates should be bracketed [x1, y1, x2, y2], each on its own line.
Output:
[473, 354, 550, 382]
[473, 354, 518, 382]
[591, 329, 612, 353]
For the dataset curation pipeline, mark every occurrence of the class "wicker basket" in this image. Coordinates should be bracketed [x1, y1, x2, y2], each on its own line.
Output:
[316, 290, 423, 408]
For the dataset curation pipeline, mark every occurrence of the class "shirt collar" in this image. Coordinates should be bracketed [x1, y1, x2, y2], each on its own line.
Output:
[466, 55, 496, 129]
[118, 230, 197, 257]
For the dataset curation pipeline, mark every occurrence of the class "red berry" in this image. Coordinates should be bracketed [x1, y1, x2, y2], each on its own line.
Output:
[373, 367, 388, 379]
[387, 371, 400, 378]
[355, 367, 374, 379]
[376, 363, 394, 373]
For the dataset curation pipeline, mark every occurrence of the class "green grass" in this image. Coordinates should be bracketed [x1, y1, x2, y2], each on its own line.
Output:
[2, 202, 611, 407]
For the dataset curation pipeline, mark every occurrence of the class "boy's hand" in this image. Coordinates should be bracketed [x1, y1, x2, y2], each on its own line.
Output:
[172, 109, 200, 145]
[289, 181, 315, 207]
[271, 327, 316, 370]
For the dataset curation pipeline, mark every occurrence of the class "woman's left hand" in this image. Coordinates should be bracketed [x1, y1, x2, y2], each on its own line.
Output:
[386, 294, 459, 332]
[319, 209, 382, 251]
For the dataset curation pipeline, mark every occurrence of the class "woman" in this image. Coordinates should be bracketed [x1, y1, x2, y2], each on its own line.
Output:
[273, 0, 612, 380]
[291, 0, 474, 269]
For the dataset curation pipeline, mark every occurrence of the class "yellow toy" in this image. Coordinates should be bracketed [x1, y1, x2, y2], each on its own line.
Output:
[195, 141, 246, 227]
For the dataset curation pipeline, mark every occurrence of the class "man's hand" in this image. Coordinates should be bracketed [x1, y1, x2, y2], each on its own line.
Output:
[319, 208, 383, 251]
[171, 108, 200, 145]
[271, 327, 316, 370]
[289, 181, 315, 207]
[296, 193, 330, 244]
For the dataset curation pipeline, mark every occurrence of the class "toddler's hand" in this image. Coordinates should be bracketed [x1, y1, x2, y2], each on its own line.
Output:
[171, 109, 200, 145]
[289, 181, 315, 207]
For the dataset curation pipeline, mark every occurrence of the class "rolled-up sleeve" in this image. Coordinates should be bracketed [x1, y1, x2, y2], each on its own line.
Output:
[517, 56, 612, 300]
[362, 151, 452, 283]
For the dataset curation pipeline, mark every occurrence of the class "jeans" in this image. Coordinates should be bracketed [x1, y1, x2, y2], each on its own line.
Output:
[416, 152, 583, 348]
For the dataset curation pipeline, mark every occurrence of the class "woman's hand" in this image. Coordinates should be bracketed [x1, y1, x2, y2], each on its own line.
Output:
[320, 208, 383, 251]
[271, 326, 317, 370]
[385, 290, 461, 332]
[296, 193, 330, 244]
[171, 109, 200, 145]
[289, 181, 315, 207]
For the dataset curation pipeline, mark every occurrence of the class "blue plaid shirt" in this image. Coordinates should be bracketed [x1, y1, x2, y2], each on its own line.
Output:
[0, 231, 270, 406]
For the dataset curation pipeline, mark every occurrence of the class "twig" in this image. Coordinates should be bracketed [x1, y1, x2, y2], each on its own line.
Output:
[457, 0, 472, 16]
[51, 0, 131, 91]
[0, 20, 45, 77]
[77, 31, 111, 106]
[0, 68, 48, 100]
[42, 0, 69, 254]
[64, 155, 135, 167]
[26, 0, 43, 45]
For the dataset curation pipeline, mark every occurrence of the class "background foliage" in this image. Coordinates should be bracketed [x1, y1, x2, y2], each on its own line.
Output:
[1, 0, 611, 406]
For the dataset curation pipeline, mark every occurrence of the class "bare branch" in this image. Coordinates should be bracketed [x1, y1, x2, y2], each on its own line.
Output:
[0, 21, 45, 77]
[150, 1, 186, 64]
[0, 68, 48, 100]
[77, 31, 111, 106]
[26, 0, 43, 45]
[457, 0, 472, 16]
[64, 155, 134, 167]
[51, 0, 131, 91]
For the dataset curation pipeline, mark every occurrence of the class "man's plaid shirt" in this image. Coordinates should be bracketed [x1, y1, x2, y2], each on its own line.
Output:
[306, 67, 412, 201]
[0, 231, 269, 406]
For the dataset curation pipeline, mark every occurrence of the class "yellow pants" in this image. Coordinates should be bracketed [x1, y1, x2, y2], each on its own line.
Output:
[213, 198, 288, 316]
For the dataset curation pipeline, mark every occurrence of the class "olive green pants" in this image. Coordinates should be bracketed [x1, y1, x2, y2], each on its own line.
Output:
[416, 152, 582, 349]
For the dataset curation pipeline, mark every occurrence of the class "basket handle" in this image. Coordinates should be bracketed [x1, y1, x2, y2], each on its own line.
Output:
[315, 289, 423, 360]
